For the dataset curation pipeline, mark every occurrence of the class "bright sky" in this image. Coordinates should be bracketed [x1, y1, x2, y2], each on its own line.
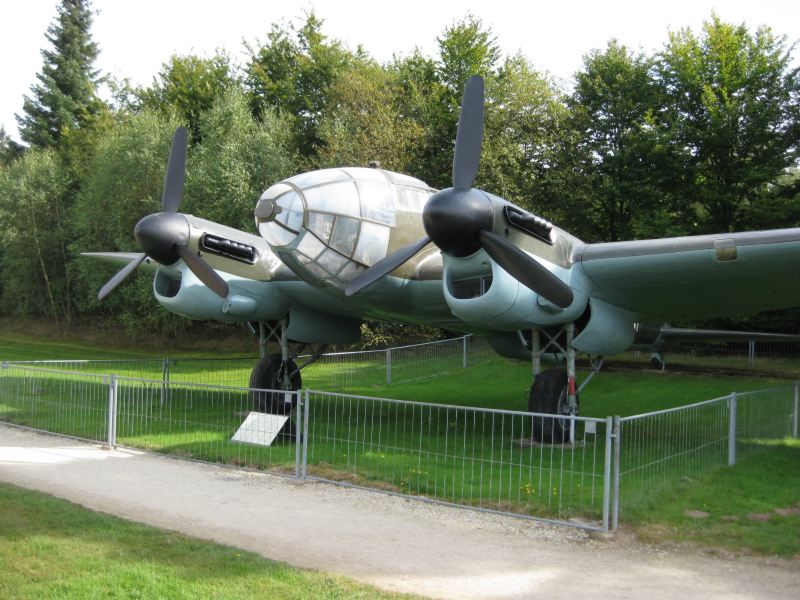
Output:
[2, 0, 799, 143]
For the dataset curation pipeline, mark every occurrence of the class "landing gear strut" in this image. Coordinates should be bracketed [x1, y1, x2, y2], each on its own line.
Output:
[527, 324, 587, 444]
[247, 319, 327, 414]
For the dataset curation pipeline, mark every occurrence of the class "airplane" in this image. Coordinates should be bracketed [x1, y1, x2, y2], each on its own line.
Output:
[86, 75, 800, 443]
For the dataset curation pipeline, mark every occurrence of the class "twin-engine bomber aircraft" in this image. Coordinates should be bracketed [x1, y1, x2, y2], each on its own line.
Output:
[86, 76, 800, 443]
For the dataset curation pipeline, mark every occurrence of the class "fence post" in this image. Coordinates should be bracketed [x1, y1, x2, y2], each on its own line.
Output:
[728, 392, 737, 466]
[747, 341, 755, 368]
[463, 336, 468, 369]
[107, 375, 118, 448]
[793, 382, 799, 439]
[160, 358, 169, 406]
[612, 416, 621, 531]
[602, 416, 613, 532]
[302, 389, 310, 480]
[386, 348, 392, 385]
[295, 391, 303, 479]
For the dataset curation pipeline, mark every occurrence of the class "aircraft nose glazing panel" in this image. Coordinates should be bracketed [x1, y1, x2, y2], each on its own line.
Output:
[256, 183, 305, 247]
[257, 167, 433, 290]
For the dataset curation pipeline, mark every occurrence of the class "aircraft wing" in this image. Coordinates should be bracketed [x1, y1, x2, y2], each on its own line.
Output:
[81, 252, 159, 273]
[573, 228, 800, 322]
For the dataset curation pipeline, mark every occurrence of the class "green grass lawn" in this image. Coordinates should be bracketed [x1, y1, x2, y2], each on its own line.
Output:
[1, 331, 799, 555]
[628, 437, 800, 556]
[0, 483, 414, 600]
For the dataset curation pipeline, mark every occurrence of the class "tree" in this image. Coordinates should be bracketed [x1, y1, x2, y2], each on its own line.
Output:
[386, 50, 441, 182]
[0, 149, 72, 321]
[558, 41, 672, 242]
[0, 126, 23, 165]
[317, 64, 425, 172]
[186, 89, 294, 231]
[398, 16, 503, 189]
[245, 12, 355, 159]
[480, 55, 568, 214]
[16, 0, 102, 149]
[657, 15, 800, 234]
[137, 53, 237, 143]
[436, 15, 501, 102]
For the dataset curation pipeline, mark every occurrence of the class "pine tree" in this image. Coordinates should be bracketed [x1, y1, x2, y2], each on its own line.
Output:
[16, 0, 101, 149]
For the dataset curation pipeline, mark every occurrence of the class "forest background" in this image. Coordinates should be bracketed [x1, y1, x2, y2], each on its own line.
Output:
[1, 1, 799, 345]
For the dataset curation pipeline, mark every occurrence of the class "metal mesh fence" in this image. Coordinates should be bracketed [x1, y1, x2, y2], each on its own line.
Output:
[300, 334, 495, 389]
[163, 358, 259, 387]
[2, 358, 797, 532]
[302, 390, 611, 529]
[674, 340, 800, 362]
[2, 359, 165, 378]
[615, 397, 730, 519]
[4, 335, 495, 391]
[614, 385, 797, 522]
[0, 364, 110, 443]
[735, 387, 797, 457]
[624, 340, 800, 372]
[114, 377, 300, 475]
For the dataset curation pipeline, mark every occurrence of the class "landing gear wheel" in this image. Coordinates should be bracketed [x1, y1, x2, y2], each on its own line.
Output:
[248, 354, 302, 414]
[528, 369, 579, 444]
[650, 352, 665, 370]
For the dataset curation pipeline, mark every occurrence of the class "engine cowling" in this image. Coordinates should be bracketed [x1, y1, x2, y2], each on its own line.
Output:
[441, 250, 588, 331]
[153, 263, 291, 323]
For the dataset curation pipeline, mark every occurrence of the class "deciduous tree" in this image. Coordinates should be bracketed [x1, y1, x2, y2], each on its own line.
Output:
[657, 15, 800, 233]
[0, 150, 72, 321]
[317, 64, 424, 173]
[245, 13, 355, 159]
[186, 90, 294, 231]
[561, 41, 670, 241]
[137, 53, 237, 143]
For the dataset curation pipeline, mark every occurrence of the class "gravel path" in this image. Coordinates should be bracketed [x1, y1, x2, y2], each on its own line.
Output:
[0, 424, 797, 599]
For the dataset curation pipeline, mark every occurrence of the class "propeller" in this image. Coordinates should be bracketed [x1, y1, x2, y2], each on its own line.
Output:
[97, 127, 230, 300]
[345, 76, 574, 309]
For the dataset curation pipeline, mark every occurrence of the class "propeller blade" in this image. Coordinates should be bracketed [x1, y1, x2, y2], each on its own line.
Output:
[97, 253, 147, 300]
[162, 127, 188, 213]
[452, 75, 484, 190]
[345, 236, 431, 297]
[477, 230, 574, 308]
[175, 244, 229, 299]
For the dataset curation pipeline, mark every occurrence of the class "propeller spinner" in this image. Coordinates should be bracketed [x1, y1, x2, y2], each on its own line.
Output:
[97, 127, 230, 300]
[345, 76, 574, 309]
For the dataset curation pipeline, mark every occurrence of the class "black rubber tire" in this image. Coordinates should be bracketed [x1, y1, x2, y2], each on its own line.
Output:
[248, 354, 302, 414]
[528, 369, 579, 444]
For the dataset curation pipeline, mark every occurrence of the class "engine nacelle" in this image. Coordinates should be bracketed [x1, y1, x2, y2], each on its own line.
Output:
[572, 298, 636, 356]
[153, 264, 290, 322]
[442, 251, 588, 330]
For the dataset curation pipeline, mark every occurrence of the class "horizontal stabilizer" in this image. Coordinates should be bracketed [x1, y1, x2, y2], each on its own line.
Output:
[633, 323, 800, 351]
[657, 326, 800, 344]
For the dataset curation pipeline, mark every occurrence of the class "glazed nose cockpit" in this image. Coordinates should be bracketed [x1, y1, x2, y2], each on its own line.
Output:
[255, 167, 432, 289]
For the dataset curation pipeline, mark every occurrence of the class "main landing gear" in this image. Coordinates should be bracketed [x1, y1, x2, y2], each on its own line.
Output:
[247, 320, 327, 414]
[527, 324, 603, 444]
